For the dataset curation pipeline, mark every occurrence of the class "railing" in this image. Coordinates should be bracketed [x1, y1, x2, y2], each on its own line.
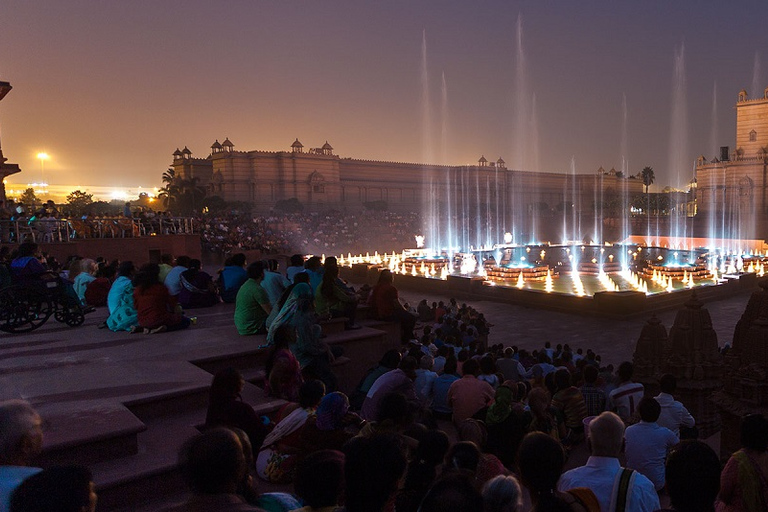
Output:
[0, 217, 196, 244]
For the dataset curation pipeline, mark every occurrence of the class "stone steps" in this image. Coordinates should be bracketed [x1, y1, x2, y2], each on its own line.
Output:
[93, 381, 287, 511]
[22, 306, 400, 511]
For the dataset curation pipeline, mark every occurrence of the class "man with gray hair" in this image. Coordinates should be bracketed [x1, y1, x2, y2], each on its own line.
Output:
[557, 411, 659, 512]
[0, 400, 43, 512]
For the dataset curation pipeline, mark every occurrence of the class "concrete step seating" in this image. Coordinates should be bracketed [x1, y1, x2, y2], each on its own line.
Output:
[29, 309, 400, 511]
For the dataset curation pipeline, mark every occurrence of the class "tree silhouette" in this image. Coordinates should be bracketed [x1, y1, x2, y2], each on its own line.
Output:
[641, 166, 655, 194]
[66, 190, 94, 216]
[18, 188, 40, 207]
[158, 168, 180, 210]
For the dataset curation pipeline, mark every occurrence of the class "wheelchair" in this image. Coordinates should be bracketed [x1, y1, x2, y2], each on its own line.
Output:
[0, 272, 88, 333]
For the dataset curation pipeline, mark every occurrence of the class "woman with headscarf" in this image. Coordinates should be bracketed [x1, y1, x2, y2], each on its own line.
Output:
[269, 279, 339, 391]
[485, 383, 531, 470]
[178, 258, 219, 308]
[106, 261, 139, 332]
[455, 418, 507, 488]
[204, 367, 269, 459]
[264, 325, 303, 402]
[255, 380, 326, 484]
[302, 392, 363, 452]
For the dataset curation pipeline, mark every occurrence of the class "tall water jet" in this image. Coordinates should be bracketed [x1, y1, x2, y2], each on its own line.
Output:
[530, 93, 540, 172]
[441, 70, 454, 253]
[708, 81, 719, 247]
[668, 42, 689, 246]
[529, 93, 540, 243]
[513, 13, 529, 170]
[571, 157, 578, 241]
[420, 29, 437, 253]
[620, 93, 630, 266]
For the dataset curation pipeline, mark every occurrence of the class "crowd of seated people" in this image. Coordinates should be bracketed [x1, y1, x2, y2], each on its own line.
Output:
[199, 210, 420, 256]
[7, 245, 768, 511]
[5, 346, 761, 512]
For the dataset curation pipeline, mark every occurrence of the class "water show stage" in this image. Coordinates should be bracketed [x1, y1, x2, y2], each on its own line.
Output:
[339, 239, 766, 318]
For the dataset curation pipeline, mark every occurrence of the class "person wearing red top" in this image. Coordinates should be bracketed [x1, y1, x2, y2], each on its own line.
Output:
[368, 269, 416, 343]
[133, 263, 191, 334]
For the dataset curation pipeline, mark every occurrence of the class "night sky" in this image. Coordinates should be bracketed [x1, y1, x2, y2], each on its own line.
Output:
[1, 1, 766, 191]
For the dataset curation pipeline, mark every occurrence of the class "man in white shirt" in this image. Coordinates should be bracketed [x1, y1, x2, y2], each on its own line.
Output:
[624, 397, 679, 490]
[608, 361, 645, 423]
[558, 411, 660, 512]
[261, 259, 290, 308]
[0, 400, 44, 512]
[496, 348, 526, 382]
[654, 374, 695, 437]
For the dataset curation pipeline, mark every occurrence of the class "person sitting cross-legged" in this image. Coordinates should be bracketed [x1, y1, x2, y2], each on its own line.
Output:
[234, 262, 272, 336]
[133, 263, 191, 334]
[368, 269, 416, 343]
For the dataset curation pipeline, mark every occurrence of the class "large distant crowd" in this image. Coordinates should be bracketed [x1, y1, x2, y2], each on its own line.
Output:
[1, 198, 422, 255]
[198, 210, 421, 256]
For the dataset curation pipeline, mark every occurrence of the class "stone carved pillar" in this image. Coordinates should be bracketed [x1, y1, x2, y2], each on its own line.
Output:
[663, 292, 722, 438]
[632, 314, 668, 396]
[712, 278, 768, 458]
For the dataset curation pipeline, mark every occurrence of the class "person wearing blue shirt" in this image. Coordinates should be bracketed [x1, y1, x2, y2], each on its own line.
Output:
[218, 253, 248, 303]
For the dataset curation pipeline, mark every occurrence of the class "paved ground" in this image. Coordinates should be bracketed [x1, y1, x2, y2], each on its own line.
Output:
[395, 286, 751, 364]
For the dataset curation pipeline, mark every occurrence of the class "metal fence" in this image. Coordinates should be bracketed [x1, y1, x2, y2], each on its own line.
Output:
[0, 217, 195, 244]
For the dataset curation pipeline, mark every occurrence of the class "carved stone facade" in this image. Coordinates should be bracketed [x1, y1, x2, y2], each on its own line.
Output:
[171, 140, 643, 219]
[712, 278, 768, 458]
[696, 87, 768, 240]
[632, 293, 723, 437]
[632, 314, 668, 395]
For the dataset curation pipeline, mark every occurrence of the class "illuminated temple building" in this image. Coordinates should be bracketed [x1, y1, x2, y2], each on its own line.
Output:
[170, 138, 641, 218]
[696, 87, 768, 241]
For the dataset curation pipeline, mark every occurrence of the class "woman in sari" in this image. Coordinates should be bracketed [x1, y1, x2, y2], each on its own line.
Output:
[178, 258, 219, 309]
[256, 380, 326, 483]
[485, 383, 530, 470]
[302, 392, 363, 452]
[264, 325, 303, 402]
[268, 278, 338, 391]
[717, 414, 768, 512]
[106, 261, 139, 332]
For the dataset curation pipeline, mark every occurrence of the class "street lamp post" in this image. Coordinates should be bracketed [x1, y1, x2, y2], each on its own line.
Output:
[36, 152, 49, 184]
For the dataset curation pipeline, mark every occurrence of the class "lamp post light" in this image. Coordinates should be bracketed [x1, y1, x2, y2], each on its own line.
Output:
[36, 152, 49, 184]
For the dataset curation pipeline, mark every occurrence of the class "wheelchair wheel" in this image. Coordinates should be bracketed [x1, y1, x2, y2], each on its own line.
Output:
[0, 286, 53, 333]
[65, 310, 85, 327]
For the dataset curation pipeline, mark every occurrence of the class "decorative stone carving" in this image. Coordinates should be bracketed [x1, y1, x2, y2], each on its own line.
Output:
[712, 278, 768, 458]
[632, 314, 667, 388]
[633, 292, 723, 438]
[663, 292, 722, 438]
